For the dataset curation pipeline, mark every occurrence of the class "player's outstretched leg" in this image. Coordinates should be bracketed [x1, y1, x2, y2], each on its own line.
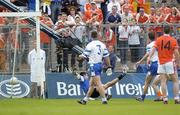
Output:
[77, 100, 87, 105]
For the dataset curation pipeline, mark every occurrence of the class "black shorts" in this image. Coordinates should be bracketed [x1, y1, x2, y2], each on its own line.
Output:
[90, 88, 100, 98]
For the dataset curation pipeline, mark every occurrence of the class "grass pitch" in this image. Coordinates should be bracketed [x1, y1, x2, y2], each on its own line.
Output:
[0, 98, 179, 115]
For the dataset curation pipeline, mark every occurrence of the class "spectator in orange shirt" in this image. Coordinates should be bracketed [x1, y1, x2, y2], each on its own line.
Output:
[105, 24, 116, 47]
[84, 2, 91, 11]
[159, 3, 172, 15]
[148, 7, 158, 38]
[121, 0, 135, 13]
[155, 9, 166, 37]
[148, 7, 158, 23]
[165, 7, 180, 24]
[136, 8, 149, 24]
[40, 13, 53, 61]
[156, 9, 165, 24]
[0, 33, 6, 72]
[86, 13, 100, 26]
[54, 13, 70, 31]
[147, 25, 180, 104]
[136, 0, 146, 12]
[164, 7, 179, 37]
[84, 1, 103, 24]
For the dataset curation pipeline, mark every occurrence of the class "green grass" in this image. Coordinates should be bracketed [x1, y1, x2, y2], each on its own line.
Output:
[0, 98, 179, 115]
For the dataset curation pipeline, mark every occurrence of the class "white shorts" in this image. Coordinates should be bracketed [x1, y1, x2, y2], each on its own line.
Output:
[157, 61, 175, 74]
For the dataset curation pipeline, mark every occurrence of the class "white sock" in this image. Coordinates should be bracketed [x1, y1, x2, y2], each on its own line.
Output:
[163, 97, 168, 101]
[174, 96, 179, 100]
[83, 96, 89, 102]
[102, 97, 107, 102]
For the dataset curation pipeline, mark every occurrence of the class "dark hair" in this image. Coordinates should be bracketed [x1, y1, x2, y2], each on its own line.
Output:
[148, 32, 155, 41]
[91, 31, 98, 39]
[164, 25, 170, 34]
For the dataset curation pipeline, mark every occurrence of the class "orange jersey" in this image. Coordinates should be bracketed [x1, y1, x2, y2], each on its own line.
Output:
[40, 19, 53, 44]
[157, 15, 165, 23]
[84, 8, 103, 23]
[159, 7, 172, 15]
[137, 15, 149, 23]
[105, 30, 116, 46]
[149, 14, 158, 23]
[154, 35, 179, 64]
[137, 0, 145, 4]
[129, 0, 133, 4]
[165, 14, 178, 23]
[137, 0, 145, 8]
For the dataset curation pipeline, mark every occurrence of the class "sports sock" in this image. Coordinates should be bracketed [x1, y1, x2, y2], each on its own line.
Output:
[163, 97, 168, 101]
[141, 95, 146, 100]
[157, 91, 162, 97]
[102, 97, 107, 102]
[174, 96, 179, 100]
[83, 96, 89, 102]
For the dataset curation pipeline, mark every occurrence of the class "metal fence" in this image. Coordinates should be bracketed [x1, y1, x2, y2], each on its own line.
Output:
[0, 23, 179, 73]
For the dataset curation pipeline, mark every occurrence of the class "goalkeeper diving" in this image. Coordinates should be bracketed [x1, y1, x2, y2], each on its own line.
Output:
[73, 71, 126, 102]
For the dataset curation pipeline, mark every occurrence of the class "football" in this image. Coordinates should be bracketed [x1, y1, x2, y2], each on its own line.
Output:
[9, 77, 18, 85]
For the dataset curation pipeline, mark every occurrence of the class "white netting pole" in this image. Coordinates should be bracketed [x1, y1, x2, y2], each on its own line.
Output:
[36, 0, 40, 52]
[35, 0, 45, 98]
[12, 18, 19, 77]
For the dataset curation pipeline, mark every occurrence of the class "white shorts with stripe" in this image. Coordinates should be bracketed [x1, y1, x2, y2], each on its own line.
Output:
[157, 61, 176, 74]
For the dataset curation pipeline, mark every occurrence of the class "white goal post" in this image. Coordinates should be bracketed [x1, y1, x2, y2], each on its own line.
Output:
[0, 0, 44, 98]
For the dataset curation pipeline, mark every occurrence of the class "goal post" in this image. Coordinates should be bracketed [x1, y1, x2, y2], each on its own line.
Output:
[0, 0, 43, 98]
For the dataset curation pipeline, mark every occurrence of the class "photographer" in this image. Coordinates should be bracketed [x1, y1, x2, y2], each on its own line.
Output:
[56, 27, 78, 72]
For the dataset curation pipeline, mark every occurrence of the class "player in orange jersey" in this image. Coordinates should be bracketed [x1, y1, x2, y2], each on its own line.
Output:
[147, 25, 180, 104]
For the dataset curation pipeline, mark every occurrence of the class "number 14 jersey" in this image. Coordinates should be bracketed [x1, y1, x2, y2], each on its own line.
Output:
[154, 34, 179, 64]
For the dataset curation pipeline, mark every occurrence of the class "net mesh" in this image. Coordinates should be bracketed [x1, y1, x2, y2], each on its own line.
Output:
[0, 16, 36, 74]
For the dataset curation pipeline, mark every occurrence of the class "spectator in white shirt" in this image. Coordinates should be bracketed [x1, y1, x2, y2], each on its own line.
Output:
[118, 18, 129, 71]
[128, 18, 141, 62]
[107, 0, 121, 13]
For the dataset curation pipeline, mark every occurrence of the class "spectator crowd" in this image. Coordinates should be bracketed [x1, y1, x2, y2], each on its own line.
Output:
[0, 0, 180, 72]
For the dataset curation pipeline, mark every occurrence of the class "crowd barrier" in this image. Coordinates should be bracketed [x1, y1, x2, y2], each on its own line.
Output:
[0, 72, 179, 99]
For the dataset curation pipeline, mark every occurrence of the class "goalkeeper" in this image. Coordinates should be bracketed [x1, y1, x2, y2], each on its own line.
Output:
[74, 71, 126, 101]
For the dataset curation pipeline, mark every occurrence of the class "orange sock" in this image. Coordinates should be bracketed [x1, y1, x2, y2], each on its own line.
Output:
[157, 91, 163, 97]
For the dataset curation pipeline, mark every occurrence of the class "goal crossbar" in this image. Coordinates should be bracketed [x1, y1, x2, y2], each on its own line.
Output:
[0, 12, 41, 17]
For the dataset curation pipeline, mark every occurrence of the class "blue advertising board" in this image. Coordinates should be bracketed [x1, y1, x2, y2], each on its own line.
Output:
[0, 73, 179, 99]
[46, 72, 180, 99]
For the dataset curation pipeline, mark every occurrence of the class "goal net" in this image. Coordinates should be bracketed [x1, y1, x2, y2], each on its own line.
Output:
[0, 8, 42, 98]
